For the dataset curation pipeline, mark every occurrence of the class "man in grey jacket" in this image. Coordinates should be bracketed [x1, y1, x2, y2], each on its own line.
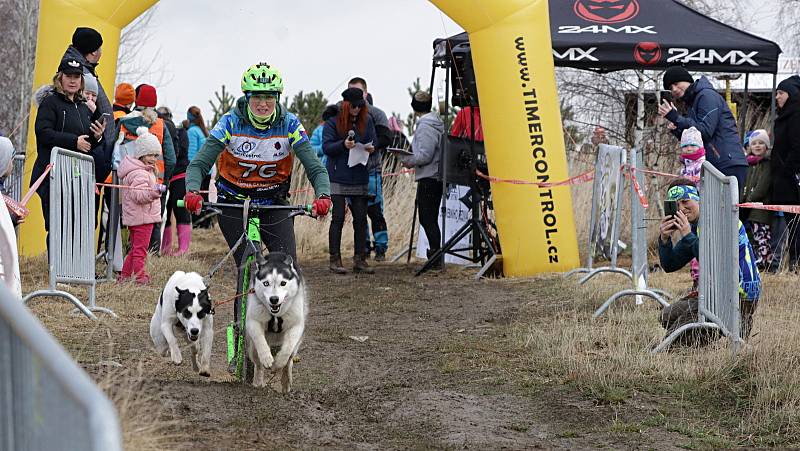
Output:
[401, 91, 444, 269]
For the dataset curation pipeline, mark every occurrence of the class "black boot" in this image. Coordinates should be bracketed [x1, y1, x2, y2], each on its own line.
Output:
[426, 249, 444, 270]
[353, 255, 375, 274]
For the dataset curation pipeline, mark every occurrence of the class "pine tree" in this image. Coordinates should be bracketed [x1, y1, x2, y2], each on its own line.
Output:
[208, 85, 235, 127]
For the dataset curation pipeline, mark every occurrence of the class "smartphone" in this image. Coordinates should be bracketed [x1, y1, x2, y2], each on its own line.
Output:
[664, 200, 678, 218]
[660, 90, 673, 104]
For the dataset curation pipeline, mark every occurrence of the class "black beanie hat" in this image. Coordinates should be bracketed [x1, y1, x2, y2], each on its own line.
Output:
[663, 66, 694, 90]
[72, 27, 103, 55]
[777, 75, 800, 98]
[341, 87, 365, 108]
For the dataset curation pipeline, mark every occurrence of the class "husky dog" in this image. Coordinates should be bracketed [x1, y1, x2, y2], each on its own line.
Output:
[246, 252, 307, 392]
[150, 271, 214, 377]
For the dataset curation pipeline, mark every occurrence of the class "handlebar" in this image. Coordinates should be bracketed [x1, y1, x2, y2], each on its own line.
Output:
[176, 199, 313, 215]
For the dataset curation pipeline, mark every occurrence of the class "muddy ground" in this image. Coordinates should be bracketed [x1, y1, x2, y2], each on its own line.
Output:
[24, 232, 703, 451]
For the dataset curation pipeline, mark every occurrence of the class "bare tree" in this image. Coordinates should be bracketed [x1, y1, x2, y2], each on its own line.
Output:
[0, 0, 39, 151]
[777, 0, 800, 54]
[116, 6, 172, 87]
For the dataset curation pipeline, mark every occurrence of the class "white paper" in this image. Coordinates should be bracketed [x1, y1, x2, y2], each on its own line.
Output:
[347, 141, 371, 167]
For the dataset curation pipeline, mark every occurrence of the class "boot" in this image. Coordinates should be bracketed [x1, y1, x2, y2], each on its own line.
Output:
[174, 224, 192, 256]
[329, 254, 347, 274]
[426, 249, 444, 271]
[353, 255, 375, 274]
[160, 225, 174, 256]
[374, 248, 386, 262]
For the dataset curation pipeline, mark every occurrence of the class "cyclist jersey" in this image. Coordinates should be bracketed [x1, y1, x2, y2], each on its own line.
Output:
[210, 107, 308, 196]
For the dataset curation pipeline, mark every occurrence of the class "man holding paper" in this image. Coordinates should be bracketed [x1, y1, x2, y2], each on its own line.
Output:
[323, 87, 377, 275]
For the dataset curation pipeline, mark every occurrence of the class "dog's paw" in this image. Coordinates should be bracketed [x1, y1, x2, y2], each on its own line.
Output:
[260, 353, 274, 370]
[271, 356, 288, 371]
[170, 349, 183, 365]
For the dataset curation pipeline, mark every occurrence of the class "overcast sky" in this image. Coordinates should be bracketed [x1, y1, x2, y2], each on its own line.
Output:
[120, 0, 790, 121]
[119, 0, 463, 122]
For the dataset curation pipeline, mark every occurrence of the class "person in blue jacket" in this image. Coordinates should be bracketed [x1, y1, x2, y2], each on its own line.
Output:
[658, 67, 748, 189]
[657, 179, 760, 345]
[323, 87, 376, 275]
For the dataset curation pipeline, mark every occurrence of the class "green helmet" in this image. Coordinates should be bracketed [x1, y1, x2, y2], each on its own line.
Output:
[241, 63, 284, 93]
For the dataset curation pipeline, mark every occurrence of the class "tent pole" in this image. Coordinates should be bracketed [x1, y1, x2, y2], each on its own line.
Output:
[739, 73, 749, 134]
[633, 70, 645, 152]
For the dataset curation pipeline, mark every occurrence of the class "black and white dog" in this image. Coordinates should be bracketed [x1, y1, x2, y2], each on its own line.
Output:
[150, 271, 214, 377]
[246, 252, 307, 392]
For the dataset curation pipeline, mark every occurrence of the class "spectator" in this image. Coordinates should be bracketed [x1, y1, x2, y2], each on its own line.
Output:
[117, 127, 166, 284]
[112, 83, 135, 123]
[741, 129, 773, 270]
[323, 87, 376, 274]
[400, 91, 445, 270]
[676, 126, 705, 289]
[658, 66, 748, 188]
[0, 137, 21, 298]
[348, 77, 392, 261]
[62, 27, 114, 181]
[83, 73, 99, 113]
[658, 180, 761, 344]
[311, 105, 338, 167]
[33, 57, 105, 242]
[116, 84, 176, 253]
[770, 75, 800, 271]
[185, 106, 213, 229]
[157, 106, 192, 256]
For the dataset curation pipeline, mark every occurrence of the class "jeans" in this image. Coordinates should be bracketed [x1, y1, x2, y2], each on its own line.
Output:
[329, 194, 368, 257]
[366, 172, 388, 253]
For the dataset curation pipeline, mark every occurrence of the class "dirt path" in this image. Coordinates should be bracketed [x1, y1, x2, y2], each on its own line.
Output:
[27, 252, 690, 450]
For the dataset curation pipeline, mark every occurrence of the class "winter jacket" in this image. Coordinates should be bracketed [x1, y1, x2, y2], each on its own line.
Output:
[118, 155, 162, 227]
[742, 155, 772, 224]
[62, 46, 114, 144]
[187, 125, 207, 162]
[665, 76, 747, 173]
[679, 154, 705, 181]
[158, 113, 188, 177]
[33, 89, 103, 189]
[658, 221, 761, 300]
[771, 93, 800, 204]
[310, 124, 326, 166]
[116, 113, 176, 182]
[366, 103, 391, 174]
[186, 98, 329, 201]
[322, 115, 377, 186]
[401, 112, 444, 181]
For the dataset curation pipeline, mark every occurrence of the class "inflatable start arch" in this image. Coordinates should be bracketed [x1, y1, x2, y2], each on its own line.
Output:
[25, 0, 579, 276]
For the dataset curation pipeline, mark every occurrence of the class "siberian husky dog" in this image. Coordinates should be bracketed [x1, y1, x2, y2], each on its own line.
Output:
[150, 271, 214, 377]
[246, 252, 307, 393]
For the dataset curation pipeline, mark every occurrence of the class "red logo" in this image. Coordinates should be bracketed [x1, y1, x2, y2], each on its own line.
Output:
[634, 42, 661, 65]
[574, 0, 640, 24]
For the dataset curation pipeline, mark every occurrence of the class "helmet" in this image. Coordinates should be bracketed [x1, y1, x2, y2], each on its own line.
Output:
[241, 63, 284, 93]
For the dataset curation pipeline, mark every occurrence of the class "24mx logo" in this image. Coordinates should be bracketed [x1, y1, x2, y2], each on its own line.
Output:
[558, 25, 655, 34]
[553, 47, 599, 62]
[633, 42, 661, 65]
[667, 48, 759, 66]
[573, 0, 640, 24]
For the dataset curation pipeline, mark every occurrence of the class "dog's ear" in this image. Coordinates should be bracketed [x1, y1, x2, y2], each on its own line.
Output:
[175, 287, 188, 296]
[255, 251, 267, 269]
[283, 254, 294, 268]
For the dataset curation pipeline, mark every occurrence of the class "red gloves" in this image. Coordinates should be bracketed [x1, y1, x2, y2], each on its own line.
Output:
[184, 191, 204, 214]
[312, 195, 332, 217]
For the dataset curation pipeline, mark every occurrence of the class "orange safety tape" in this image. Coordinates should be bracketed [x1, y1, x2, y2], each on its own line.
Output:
[738, 203, 800, 214]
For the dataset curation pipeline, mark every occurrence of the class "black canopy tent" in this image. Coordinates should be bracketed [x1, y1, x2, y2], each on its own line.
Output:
[433, 0, 783, 127]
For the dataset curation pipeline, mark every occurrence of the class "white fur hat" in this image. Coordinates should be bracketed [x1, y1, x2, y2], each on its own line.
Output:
[134, 126, 161, 159]
[680, 127, 703, 148]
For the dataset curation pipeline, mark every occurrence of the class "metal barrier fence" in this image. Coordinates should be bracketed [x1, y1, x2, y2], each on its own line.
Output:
[0, 284, 122, 451]
[3, 154, 26, 201]
[653, 161, 742, 353]
[565, 144, 632, 284]
[594, 148, 671, 318]
[22, 148, 116, 319]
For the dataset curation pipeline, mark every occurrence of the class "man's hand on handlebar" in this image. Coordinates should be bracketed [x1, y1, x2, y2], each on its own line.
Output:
[184, 191, 204, 214]
[312, 195, 332, 218]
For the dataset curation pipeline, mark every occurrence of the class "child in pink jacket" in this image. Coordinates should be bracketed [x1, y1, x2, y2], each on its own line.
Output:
[118, 127, 166, 284]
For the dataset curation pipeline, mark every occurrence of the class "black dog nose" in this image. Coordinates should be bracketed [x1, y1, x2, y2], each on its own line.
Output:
[269, 296, 280, 305]
[190, 328, 199, 336]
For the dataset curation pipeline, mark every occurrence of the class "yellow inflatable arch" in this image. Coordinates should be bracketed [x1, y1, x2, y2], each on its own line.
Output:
[25, 0, 578, 276]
